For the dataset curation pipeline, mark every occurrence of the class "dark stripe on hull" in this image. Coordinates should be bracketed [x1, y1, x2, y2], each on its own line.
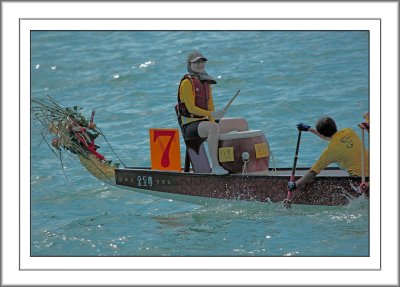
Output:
[115, 168, 367, 206]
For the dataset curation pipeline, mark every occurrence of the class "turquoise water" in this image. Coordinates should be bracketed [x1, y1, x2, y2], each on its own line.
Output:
[31, 31, 369, 256]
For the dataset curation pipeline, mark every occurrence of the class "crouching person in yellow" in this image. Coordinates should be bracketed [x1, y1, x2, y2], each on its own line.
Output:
[287, 117, 369, 192]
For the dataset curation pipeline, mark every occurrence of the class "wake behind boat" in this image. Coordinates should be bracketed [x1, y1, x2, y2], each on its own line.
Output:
[31, 96, 367, 206]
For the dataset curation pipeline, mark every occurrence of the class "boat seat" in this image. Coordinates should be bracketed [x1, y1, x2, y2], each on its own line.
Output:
[175, 106, 211, 173]
[183, 138, 211, 173]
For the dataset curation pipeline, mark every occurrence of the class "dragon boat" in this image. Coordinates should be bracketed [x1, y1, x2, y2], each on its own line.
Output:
[31, 97, 368, 206]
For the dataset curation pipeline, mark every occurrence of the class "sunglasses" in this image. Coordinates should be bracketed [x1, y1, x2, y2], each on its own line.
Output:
[192, 59, 207, 64]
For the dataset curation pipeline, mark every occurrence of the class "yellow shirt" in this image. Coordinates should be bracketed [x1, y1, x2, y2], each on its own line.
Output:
[311, 128, 369, 176]
[179, 78, 216, 125]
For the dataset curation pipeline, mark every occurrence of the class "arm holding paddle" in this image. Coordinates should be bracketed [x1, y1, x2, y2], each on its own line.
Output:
[284, 122, 331, 208]
[284, 116, 369, 207]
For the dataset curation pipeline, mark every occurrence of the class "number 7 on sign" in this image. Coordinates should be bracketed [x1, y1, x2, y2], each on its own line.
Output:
[149, 128, 181, 171]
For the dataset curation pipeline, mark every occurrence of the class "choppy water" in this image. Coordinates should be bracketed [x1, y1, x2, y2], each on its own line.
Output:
[31, 31, 369, 256]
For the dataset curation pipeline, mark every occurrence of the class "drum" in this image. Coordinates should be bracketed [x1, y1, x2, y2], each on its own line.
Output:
[218, 130, 270, 174]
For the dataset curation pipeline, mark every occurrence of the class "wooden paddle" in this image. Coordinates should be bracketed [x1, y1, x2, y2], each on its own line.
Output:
[223, 90, 240, 113]
[283, 129, 303, 208]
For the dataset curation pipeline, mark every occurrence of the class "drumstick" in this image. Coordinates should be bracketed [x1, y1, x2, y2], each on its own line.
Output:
[223, 90, 240, 113]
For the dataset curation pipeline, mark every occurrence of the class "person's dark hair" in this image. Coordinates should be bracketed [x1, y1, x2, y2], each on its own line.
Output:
[316, 117, 337, 137]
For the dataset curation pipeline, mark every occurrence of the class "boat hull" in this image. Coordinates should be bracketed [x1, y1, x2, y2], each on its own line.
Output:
[115, 167, 366, 206]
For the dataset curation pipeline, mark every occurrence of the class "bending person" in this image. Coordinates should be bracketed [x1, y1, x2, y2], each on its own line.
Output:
[288, 117, 369, 191]
[177, 51, 248, 175]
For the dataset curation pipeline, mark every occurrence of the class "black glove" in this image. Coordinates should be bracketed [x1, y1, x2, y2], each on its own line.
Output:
[297, 123, 310, 131]
[287, 181, 297, 191]
[358, 122, 369, 131]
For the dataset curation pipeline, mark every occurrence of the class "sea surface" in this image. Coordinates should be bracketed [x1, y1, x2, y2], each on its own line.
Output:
[30, 31, 369, 257]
